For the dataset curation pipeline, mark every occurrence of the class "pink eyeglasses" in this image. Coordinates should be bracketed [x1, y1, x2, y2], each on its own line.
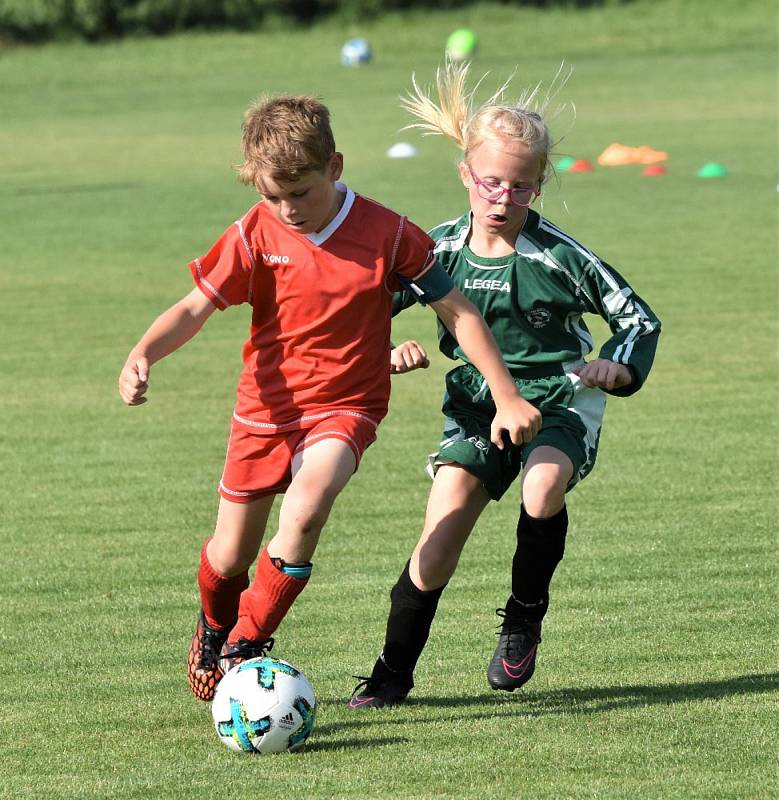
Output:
[467, 165, 540, 208]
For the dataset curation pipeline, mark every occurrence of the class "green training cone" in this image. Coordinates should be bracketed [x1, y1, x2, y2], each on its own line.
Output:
[556, 156, 576, 172]
[697, 162, 728, 178]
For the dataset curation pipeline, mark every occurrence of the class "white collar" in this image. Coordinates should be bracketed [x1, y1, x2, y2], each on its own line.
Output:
[305, 182, 355, 246]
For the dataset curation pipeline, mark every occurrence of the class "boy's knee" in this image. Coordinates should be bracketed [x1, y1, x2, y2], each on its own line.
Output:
[280, 497, 331, 538]
[296, 510, 328, 537]
[207, 538, 254, 576]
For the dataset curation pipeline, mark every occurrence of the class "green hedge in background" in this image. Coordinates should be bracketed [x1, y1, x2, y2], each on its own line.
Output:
[0, 0, 625, 42]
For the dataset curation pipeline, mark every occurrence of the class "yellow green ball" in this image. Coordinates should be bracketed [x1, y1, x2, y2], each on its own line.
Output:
[446, 29, 478, 62]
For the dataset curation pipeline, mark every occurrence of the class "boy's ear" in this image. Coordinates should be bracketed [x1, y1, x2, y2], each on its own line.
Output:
[328, 152, 344, 181]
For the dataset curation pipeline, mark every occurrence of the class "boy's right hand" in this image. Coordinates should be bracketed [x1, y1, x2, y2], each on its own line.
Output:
[118, 355, 150, 405]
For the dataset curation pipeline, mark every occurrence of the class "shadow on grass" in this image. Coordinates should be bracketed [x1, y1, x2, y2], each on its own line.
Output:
[429, 670, 779, 712]
[319, 671, 778, 728]
[303, 735, 408, 752]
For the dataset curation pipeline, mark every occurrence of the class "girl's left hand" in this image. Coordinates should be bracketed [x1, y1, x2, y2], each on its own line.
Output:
[572, 359, 633, 391]
[390, 340, 430, 374]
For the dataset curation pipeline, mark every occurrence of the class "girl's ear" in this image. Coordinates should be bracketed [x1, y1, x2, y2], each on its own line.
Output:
[458, 160, 471, 188]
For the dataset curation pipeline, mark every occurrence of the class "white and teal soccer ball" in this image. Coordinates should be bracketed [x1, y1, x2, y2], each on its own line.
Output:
[211, 657, 316, 754]
[340, 38, 372, 66]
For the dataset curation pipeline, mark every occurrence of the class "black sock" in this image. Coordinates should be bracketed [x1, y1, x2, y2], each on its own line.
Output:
[508, 504, 568, 621]
[380, 561, 446, 673]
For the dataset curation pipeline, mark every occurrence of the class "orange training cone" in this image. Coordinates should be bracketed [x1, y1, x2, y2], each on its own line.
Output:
[598, 143, 668, 166]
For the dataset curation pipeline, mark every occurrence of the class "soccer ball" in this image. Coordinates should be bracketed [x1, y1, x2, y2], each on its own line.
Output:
[211, 657, 316, 754]
[340, 38, 372, 66]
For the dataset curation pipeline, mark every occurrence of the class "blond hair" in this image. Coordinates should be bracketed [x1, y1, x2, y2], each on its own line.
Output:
[238, 95, 336, 185]
[402, 61, 567, 184]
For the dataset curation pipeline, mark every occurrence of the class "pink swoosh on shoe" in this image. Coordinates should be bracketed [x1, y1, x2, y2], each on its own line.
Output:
[348, 695, 378, 708]
[502, 645, 537, 678]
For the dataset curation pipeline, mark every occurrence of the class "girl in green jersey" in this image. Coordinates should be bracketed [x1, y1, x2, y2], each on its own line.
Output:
[349, 63, 661, 707]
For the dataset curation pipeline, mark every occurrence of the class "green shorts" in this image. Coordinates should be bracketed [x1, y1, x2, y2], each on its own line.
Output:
[427, 363, 607, 501]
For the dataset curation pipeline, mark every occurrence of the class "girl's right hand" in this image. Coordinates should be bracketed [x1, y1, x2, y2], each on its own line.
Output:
[390, 340, 430, 374]
[490, 392, 542, 449]
[118, 355, 150, 405]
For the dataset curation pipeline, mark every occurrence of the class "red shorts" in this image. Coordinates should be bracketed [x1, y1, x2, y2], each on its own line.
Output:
[219, 413, 379, 503]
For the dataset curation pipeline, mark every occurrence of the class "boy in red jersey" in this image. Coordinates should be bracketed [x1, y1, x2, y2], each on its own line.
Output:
[118, 94, 540, 701]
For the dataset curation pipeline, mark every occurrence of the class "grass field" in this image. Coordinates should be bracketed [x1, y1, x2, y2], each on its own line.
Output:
[1, 1, 777, 797]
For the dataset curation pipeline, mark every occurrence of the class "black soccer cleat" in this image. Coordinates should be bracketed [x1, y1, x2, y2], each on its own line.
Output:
[219, 636, 275, 675]
[487, 608, 542, 692]
[347, 656, 414, 709]
[187, 610, 232, 701]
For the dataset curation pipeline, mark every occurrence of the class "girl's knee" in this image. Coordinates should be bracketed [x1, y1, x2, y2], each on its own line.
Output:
[521, 463, 569, 518]
[414, 545, 458, 590]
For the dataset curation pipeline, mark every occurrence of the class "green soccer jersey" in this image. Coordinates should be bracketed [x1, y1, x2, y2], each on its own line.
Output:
[393, 209, 661, 395]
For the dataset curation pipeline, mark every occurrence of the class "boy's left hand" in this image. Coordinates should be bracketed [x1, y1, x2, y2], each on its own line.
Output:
[391, 340, 430, 374]
[573, 359, 633, 391]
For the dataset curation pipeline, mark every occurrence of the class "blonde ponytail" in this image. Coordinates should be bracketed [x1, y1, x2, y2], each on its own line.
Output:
[401, 61, 479, 150]
[401, 61, 570, 183]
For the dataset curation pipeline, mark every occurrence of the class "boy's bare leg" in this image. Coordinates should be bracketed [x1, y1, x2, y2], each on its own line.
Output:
[224, 438, 357, 661]
[209, 494, 276, 575]
[269, 437, 358, 562]
[188, 494, 275, 701]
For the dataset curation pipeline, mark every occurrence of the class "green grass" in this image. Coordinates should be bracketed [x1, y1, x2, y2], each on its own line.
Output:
[1, 1, 777, 798]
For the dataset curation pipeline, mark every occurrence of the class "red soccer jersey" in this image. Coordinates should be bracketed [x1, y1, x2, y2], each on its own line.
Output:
[189, 184, 436, 433]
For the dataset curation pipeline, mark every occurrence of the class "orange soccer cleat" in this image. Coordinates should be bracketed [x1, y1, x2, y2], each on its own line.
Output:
[187, 610, 232, 701]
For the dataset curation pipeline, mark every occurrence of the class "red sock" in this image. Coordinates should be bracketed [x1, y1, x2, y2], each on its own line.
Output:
[197, 538, 249, 629]
[229, 546, 310, 643]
